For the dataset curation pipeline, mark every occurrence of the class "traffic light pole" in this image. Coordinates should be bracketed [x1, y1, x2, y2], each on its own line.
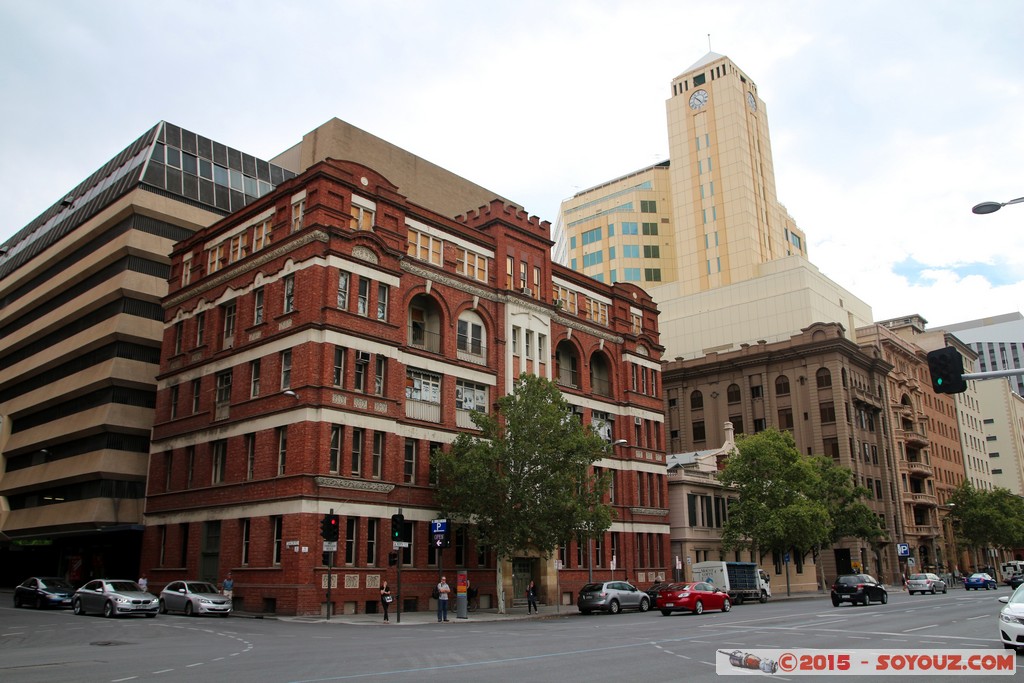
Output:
[962, 369, 1024, 380]
[326, 508, 334, 621]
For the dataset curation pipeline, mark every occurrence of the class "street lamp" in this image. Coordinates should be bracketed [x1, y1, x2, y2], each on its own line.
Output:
[972, 196, 1024, 215]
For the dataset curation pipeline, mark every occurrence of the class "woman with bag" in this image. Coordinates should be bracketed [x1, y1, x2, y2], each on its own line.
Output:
[380, 580, 393, 622]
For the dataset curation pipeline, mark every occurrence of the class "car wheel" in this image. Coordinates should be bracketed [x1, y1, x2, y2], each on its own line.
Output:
[660, 609, 672, 616]
[722, 598, 731, 613]
[862, 594, 871, 606]
[931, 587, 936, 595]
[943, 586, 948, 594]
[185, 602, 194, 616]
[694, 600, 704, 615]
[159, 599, 167, 614]
[831, 597, 840, 607]
[103, 601, 115, 618]
[880, 592, 888, 605]
[638, 597, 650, 613]
[73, 599, 85, 615]
[735, 595, 745, 605]
[758, 592, 767, 604]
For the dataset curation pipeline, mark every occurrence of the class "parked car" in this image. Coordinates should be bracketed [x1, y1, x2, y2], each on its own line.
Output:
[965, 572, 998, 590]
[1007, 573, 1024, 590]
[906, 573, 947, 595]
[998, 585, 1024, 652]
[577, 581, 650, 614]
[645, 581, 668, 607]
[655, 582, 731, 616]
[830, 574, 888, 606]
[159, 580, 231, 616]
[14, 577, 75, 609]
[72, 579, 159, 618]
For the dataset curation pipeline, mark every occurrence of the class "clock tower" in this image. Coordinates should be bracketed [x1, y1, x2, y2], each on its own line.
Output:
[666, 52, 804, 295]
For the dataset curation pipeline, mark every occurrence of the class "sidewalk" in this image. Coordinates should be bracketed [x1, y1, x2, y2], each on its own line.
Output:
[253, 590, 825, 625]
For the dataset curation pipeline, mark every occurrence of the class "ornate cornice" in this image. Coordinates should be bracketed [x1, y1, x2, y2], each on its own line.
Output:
[167, 230, 329, 308]
[314, 476, 395, 493]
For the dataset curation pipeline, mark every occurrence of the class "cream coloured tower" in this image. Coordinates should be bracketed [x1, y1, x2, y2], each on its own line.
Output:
[666, 52, 806, 294]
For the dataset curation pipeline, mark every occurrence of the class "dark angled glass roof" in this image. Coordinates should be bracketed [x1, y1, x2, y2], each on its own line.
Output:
[0, 122, 295, 282]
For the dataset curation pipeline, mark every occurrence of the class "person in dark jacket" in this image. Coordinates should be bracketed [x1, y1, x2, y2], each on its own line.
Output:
[380, 580, 393, 622]
[526, 580, 538, 614]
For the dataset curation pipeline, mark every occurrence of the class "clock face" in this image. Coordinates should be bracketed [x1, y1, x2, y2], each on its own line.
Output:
[747, 91, 757, 112]
[688, 89, 708, 110]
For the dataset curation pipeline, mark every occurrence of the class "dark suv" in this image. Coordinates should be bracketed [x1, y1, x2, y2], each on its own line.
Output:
[831, 574, 888, 607]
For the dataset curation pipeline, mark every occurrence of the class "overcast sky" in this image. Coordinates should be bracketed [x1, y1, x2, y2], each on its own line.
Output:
[2, 0, 1022, 328]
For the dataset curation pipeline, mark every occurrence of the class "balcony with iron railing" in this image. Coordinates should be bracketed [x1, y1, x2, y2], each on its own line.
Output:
[408, 325, 441, 354]
[556, 367, 580, 390]
[456, 339, 487, 366]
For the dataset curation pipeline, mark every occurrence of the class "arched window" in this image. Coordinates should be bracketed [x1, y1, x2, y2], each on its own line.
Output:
[775, 375, 790, 396]
[727, 384, 741, 404]
[690, 390, 704, 410]
[816, 367, 832, 389]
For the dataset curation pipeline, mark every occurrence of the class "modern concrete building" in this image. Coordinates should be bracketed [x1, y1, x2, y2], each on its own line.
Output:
[0, 122, 295, 585]
[940, 312, 1024, 398]
[662, 322, 900, 582]
[140, 158, 667, 615]
[976, 379, 1024, 497]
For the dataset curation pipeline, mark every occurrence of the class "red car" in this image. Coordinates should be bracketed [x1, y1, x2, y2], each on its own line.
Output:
[655, 581, 731, 616]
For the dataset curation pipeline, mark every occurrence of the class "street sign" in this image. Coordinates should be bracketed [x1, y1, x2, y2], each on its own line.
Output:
[431, 519, 448, 534]
[393, 541, 409, 549]
[897, 543, 910, 557]
[322, 541, 338, 552]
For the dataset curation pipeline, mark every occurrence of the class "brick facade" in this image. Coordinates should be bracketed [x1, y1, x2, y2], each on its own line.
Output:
[141, 159, 667, 615]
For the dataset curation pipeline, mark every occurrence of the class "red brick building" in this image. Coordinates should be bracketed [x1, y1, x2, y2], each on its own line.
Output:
[140, 159, 667, 615]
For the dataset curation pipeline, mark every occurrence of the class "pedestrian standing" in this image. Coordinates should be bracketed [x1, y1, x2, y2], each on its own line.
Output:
[436, 576, 451, 622]
[138, 574, 148, 592]
[380, 580, 393, 622]
[222, 571, 234, 601]
[526, 580, 538, 614]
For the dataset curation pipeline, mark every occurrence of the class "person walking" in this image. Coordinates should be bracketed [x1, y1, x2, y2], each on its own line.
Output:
[222, 571, 234, 601]
[380, 580, 393, 623]
[526, 580, 538, 614]
[137, 574, 148, 592]
[436, 576, 451, 622]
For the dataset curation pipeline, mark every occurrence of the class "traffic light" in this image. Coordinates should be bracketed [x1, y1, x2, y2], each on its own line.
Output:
[927, 347, 968, 394]
[391, 513, 404, 540]
[320, 514, 339, 542]
[388, 551, 398, 566]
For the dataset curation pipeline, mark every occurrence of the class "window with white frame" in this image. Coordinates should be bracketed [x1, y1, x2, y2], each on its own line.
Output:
[250, 360, 260, 397]
[280, 349, 292, 389]
[333, 346, 346, 387]
[283, 274, 295, 313]
[456, 380, 488, 412]
[404, 438, 417, 483]
[357, 278, 369, 316]
[222, 302, 236, 345]
[245, 434, 255, 480]
[553, 285, 578, 314]
[351, 428, 363, 477]
[211, 440, 226, 484]
[406, 369, 441, 403]
[253, 287, 264, 324]
[374, 356, 386, 395]
[195, 311, 205, 347]
[215, 370, 232, 407]
[457, 316, 484, 356]
[354, 351, 370, 392]
[372, 432, 384, 479]
[456, 248, 488, 282]
[276, 426, 287, 476]
[291, 198, 305, 233]
[350, 199, 374, 231]
[181, 253, 192, 286]
[586, 298, 609, 325]
[337, 270, 350, 310]
[407, 228, 442, 265]
[329, 425, 342, 473]
[207, 243, 225, 274]
[377, 283, 389, 321]
[252, 218, 272, 251]
[229, 233, 247, 263]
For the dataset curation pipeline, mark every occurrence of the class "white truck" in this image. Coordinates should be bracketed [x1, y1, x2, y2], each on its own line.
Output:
[691, 561, 771, 604]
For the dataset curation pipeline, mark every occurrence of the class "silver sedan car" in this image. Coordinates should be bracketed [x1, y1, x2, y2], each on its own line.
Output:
[159, 580, 232, 616]
[907, 572, 947, 594]
[73, 579, 159, 617]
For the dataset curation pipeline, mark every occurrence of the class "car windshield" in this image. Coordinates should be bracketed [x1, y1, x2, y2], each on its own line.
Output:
[970, 573, 988, 579]
[187, 582, 219, 594]
[1008, 587, 1024, 605]
[909, 574, 927, 580]
[108, 581, 141, 592]
[669, 583, 693, 591]
[837, 576, 861, 585]
[40, 578, 74, 590]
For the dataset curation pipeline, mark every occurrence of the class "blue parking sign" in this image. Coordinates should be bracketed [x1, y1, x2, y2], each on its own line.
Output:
[897, 543, 910, 557]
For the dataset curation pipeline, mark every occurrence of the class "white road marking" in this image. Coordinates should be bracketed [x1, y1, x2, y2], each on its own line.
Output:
[903, 624, 938, 632]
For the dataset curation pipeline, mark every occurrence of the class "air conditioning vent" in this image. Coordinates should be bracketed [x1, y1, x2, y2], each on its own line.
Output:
[634, 416, 642, 425]
[521, 287, 533, 296]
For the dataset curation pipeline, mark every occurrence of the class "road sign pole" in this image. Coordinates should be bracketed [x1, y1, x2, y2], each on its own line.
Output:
[326, 507, 334, 620]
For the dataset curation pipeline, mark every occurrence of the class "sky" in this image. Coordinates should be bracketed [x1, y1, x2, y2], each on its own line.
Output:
[1, 0, 1022, 328]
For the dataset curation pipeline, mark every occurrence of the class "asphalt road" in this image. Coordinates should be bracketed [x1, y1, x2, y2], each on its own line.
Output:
[0, 588, 1017, 683]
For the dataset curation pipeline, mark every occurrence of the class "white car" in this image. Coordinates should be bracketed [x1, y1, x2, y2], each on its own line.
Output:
[907, 572, 947, 595]
[159, 580, 231, 616]
[998, 585, 1024, 652]
[73, 579, 159, 617]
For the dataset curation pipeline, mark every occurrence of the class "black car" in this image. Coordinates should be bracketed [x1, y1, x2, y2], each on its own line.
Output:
[1007, 573, 1024, 590]
[830, 574, 888, 607]
[646, 581, 668, 606]
[14, 577, 76, 609]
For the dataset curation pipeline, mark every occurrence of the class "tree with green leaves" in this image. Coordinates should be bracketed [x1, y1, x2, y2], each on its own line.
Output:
[719, 428, 885, 590]
[432, 373, 613, 613]
[948, 482, 1024, 572]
